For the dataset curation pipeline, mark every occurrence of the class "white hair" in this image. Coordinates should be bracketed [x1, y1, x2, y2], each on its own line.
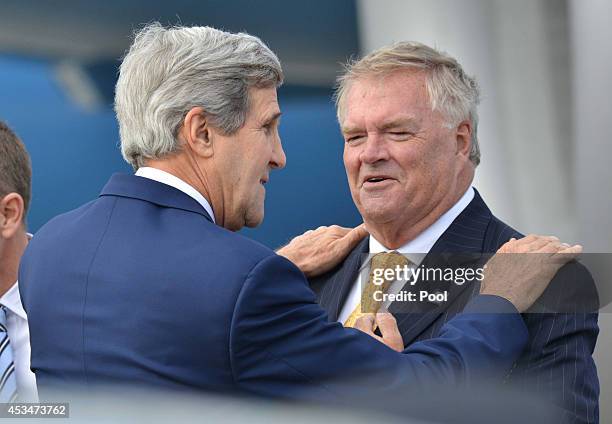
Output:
[335, 41, 481, 166]
[114, 23, 283, 169]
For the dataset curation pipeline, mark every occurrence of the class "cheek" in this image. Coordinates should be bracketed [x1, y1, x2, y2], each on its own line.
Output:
[406, 149, 453, 194]
[343, 149, 359, 182]
[425, 142, 454, 177]
[343, 151, 362, 205]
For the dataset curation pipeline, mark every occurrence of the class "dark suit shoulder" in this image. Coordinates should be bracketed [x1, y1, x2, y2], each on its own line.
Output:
[20, 194, 281, 318]
[483, 214, 598, 311]
[31, 198, 99, 239]
[482, 214, 523, 252]
[37, 192, 275, 268]
[532, 260, 600, 313]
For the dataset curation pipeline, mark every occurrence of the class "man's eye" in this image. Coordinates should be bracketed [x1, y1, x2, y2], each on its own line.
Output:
[346, 135, 364, 143]
[389, 131, 411, 139]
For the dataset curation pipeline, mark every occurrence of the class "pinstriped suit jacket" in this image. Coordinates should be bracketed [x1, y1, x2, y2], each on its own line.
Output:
[309, 189, 599, 423]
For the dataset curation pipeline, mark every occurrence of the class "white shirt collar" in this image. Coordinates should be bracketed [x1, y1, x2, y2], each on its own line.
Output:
[135, 167, 216, 223]
[369, 187, 475, 264]
[0, 282, 27, 320]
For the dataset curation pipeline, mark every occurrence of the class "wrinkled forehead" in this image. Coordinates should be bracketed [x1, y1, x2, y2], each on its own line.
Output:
[340, 70, 433, 128]
[245, 85, 281, 120]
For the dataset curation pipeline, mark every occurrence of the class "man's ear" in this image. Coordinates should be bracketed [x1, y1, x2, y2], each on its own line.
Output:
[0, 193, 25, 239]
[455, 120, 472, 159]
[180, 107, 214, 158]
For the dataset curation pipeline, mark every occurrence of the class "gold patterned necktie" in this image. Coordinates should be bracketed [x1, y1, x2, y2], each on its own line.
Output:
[343, 251, 410, 328]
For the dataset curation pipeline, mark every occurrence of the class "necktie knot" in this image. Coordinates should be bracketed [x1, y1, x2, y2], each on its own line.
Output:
[343, 252, 411, 328]
[370, 251, 410, 282]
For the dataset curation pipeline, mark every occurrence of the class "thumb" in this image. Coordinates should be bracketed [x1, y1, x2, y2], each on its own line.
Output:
[353, 313, 376, 334]
[375, 312, 404, 351]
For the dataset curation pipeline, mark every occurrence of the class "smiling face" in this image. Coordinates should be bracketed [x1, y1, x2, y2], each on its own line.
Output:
[341, 70, 472, 243]
[213, 85, 286, 230]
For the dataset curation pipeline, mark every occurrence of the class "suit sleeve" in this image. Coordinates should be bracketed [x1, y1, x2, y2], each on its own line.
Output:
[229, 254, 528, 401]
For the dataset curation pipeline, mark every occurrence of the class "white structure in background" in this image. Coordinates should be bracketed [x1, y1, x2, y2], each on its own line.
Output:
[357, 0, 611, 418]
[357, 0, 577, 241]
[570, 0, 612, 253]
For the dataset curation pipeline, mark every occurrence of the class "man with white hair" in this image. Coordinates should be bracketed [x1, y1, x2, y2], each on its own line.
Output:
[19, 24, 578, 403]
[297, 42, 599, 421]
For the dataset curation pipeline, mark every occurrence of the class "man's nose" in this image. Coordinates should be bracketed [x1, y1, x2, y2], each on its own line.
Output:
[359, 133, 389, 164]
[270, 135, 287, 170]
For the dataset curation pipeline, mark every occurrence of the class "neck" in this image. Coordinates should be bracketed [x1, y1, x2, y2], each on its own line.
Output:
[144, 155, 221, 224]
[0, 229, 28, 297]
[366, 180, 471, 250]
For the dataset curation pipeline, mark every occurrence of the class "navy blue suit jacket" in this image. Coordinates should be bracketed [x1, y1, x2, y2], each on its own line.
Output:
[20, 175, 529, 401]
[310, 189, 600, 422]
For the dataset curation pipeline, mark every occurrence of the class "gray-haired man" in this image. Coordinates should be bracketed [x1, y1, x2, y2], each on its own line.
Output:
[19, 25, 578, 404]
[280, 42, 599, 422]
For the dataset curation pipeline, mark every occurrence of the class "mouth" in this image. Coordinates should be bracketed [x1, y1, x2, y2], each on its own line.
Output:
[362, 175, 395, 187]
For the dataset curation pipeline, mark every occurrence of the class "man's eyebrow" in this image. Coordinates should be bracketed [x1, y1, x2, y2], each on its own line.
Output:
[341, 117, 418, 134]
[378, 117, 419, 131]
[263, 111, 282, 124]
[341, 124, 363, 134]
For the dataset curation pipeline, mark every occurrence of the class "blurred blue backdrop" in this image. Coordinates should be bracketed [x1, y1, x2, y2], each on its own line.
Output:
[0, 54, 361, 249]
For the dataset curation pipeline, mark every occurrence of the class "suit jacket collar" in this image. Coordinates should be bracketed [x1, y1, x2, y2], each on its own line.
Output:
[388, 189, 493, 343]
[428, 188, 492, 256]
[99, 173, 214, 223]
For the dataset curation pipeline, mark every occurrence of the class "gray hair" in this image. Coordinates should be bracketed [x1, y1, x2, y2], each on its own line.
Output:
[115, 23, 283, 169]
[335, 41, 481, 166]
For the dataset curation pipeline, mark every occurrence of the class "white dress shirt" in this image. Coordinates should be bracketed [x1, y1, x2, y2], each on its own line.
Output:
[0, 282, 38, 401]
[135, 167, 216, 223]
[337, 187, 475, 324]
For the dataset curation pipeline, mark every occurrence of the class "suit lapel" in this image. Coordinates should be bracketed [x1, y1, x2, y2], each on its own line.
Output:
[318, 237, 369, 321]
[390, 190, 493, 346]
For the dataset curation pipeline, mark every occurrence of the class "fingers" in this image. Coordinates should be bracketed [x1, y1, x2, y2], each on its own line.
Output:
[340, 223, 369, 249]
[353, 314, 375, 334]
[503, 234, 575, 254]
[354, 223, 368, 237]
[550, 244, 583, 264]
[520, 234, 539, 243]
[497, 236, 520, 252]
[375, 312, 403, 351]
[301, 225, 347, 238]
[521, 235, 559, 251]
[535, 239, 566, 254]
[298, 224, 366, 239]
[521, 236, 581, 258]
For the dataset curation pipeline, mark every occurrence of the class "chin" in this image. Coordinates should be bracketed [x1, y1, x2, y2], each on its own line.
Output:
[359, 203, 400, 224]
[244, 208, 265, 228]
